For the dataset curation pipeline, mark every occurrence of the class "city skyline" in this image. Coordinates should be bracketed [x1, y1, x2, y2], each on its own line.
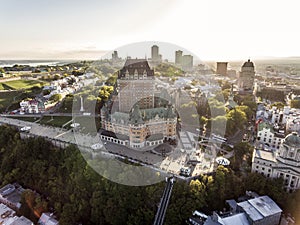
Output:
[1, 0, 300, 60]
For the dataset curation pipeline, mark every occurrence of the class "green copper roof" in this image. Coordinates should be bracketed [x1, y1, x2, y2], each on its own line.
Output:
[105, 104, 177, 125]
[129, 104, 144, 124]
[284, 132, 300, 147]
[258, 122, 273, 132]
[142, 105, 176, 121]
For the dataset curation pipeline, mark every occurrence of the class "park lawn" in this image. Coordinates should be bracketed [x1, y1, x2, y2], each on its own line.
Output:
[0, 81, 45, 112]
[1, 79, 46, 90]
[39, 116, 73, 127]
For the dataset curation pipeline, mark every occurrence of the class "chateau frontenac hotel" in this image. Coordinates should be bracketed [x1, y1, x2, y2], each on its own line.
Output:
[100, 59, 177, 149]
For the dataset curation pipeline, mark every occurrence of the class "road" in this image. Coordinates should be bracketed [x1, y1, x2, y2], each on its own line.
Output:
[4, 112, 101, 117]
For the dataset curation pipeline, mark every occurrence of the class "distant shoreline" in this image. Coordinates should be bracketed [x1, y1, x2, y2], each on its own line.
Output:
[0, 60, 78, 68]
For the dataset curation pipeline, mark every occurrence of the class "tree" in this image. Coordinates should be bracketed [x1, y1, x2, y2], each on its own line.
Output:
[271, 102, 285, 109]
[286, 189, 300, 222]
[226, 108, 247, 136]
[257, 89, 285, 102]
[236, 105, 253, 120]
[232, 142, 253, 171]
[0, 125, 294, 224]
[53, 74, 61, 80]
[49, 93, 62, 102]
[290, 99, 300, 108]
[98, 85, 114, 101]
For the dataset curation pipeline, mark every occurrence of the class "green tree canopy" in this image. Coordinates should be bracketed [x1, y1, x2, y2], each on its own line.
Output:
[49, 93, 62, 102]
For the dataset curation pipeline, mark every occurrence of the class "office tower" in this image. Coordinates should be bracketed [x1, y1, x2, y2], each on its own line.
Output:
[216, 62, 228, 76]
[181, 54, 193, 71]
[151, 45, 159, 61]
[175, 50, 183, 65]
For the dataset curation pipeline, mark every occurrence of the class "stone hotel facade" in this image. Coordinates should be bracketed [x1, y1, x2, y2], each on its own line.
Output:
[100, 59, 177, 149]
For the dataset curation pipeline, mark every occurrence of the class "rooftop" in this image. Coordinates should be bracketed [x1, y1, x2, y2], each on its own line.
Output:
[38, 212, 59, 225]
[237, 196, 282, 222]
[254, 149, 277, 162]
[284, 132, 300, 147]
[0, 203, 16, 223]
[0, 203, 33, 225]
[0, 184, 24, 209]
[221, 213, 249, 225]
[238, 201, 263, 221]
[118, 58, 154, 79]
[242, 59, 254, 68]
[248, 196, 282, 217]
[257, 122, 273, 132]
[10, 216, 33, 225]
[110, 105, 176, 125]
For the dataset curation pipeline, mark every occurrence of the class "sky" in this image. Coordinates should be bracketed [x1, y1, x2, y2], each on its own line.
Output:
[0, 0, 300, 61]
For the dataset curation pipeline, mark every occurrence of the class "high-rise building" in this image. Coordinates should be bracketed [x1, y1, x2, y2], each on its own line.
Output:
[216, 62, 228, 76]
[175, 50, 193, 71]
[175, 50, 183, 65]
[151, 45, 159, 61]
[238, 59, 255, 92]
[111, 50, 122, 65]
[181, 55, 193, 71]
[112, 51, 118, 60]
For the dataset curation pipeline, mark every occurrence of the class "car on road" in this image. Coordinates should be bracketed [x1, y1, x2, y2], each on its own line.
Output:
[180, 167, 191, 177]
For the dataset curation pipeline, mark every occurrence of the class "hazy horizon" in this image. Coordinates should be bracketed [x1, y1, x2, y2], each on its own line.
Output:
[1, 0, 300, 61]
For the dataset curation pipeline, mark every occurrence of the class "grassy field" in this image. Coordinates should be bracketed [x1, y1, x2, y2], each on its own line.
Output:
[39, 116, 73, 127]
[0, 79, 46, 90]
[0, 79, 46, 112]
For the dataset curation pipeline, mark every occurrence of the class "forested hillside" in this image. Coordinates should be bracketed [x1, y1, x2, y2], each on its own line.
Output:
[0, 125, 299, 224]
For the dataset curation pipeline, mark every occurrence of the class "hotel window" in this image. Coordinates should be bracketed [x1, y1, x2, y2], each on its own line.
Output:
[285, 179, 289, 185]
